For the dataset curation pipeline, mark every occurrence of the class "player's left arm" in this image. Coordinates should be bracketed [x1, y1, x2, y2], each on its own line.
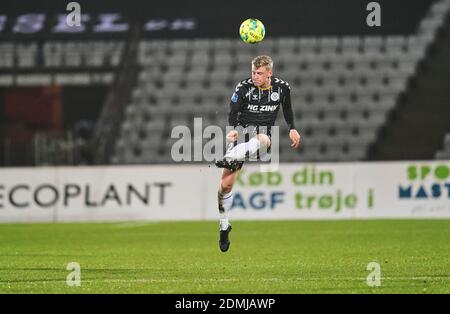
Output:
[227, 88, 245, 142]
[281, 84, 301, 149]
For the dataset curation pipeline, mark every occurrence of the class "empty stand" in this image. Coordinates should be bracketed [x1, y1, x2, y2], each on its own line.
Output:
[113, 0, 450, 164]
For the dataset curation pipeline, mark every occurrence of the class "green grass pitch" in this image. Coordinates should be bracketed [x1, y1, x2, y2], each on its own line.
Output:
[0, 220, 449, 293]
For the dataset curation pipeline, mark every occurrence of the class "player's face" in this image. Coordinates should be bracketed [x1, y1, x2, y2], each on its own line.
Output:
[251, 65, 272, 88]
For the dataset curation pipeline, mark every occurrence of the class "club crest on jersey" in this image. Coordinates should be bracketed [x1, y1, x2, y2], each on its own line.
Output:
[231, 92, 238, 103]
[271, 92, 280, 101]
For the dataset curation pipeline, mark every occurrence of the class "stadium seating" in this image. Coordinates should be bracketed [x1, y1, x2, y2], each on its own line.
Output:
[113, 0, 450, 164]
[435, 133, 450, 159]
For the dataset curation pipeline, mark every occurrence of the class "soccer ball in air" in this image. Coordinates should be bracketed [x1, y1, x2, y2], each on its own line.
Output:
[239, 18, 265, 44]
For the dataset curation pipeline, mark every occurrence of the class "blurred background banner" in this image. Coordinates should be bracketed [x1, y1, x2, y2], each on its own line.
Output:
[220, 161, 450, 220]
[1, 161, 448, 223]
[0, 0, 434, 38]
[1, 0, 449, 214]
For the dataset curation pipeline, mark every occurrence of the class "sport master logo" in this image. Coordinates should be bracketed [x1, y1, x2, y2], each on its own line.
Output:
[398, 164, 450, 200]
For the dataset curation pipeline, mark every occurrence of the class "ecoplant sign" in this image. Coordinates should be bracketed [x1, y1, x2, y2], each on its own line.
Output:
[0, 166, 204, 222]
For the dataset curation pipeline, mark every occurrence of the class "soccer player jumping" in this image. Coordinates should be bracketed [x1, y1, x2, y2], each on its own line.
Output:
[215, 55, 301, 252]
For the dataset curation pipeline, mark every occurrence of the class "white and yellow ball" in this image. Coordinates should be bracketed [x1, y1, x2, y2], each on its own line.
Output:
[239, 18, 265, 44]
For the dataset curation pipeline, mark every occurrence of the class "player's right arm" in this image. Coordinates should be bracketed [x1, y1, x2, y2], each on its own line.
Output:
[281, 83, 301, 149]
[227, 85, 245, 141]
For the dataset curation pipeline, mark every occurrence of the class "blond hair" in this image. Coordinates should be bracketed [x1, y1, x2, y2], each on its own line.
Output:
[252, 55, 273, 71]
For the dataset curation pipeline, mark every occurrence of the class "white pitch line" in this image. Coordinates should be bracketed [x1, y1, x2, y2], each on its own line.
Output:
[1, 276, 447, 285]
[111, 222, 161, 229]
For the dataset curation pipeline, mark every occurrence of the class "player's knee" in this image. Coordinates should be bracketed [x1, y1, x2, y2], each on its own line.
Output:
[220, 181, 234, 193]
[257, 134, 271, 147]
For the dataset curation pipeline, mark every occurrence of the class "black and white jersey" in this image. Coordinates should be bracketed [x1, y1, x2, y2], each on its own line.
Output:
[228, 77, 296, 130]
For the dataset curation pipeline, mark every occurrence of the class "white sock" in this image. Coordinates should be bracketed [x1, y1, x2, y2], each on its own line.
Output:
[225, 137, 261, 161]
[218, 191, 233, 230]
